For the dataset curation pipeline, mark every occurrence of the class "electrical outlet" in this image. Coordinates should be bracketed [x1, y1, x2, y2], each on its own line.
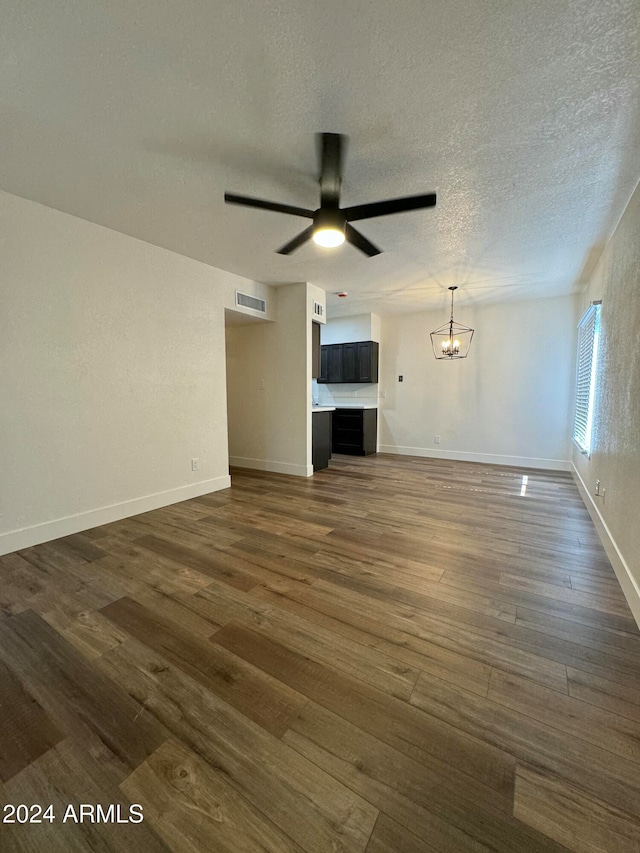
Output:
[434, 435, 441, 444]
[259, 379, 265, 390]
[398, 375, 403, 382]
[191, 458, 200, 472]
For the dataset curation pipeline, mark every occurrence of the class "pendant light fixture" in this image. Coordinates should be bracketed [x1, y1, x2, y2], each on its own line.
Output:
[430, 286, 474, 360]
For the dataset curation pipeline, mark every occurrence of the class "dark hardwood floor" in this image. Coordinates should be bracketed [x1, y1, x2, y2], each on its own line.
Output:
[1, 454, 639, 852]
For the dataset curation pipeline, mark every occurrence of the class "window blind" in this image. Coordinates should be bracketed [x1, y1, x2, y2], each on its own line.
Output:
[573, 303, 601, 455]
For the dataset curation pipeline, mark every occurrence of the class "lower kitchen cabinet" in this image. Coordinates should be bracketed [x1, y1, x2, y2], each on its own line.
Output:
[332, 408, 377, 456]
[312, 410, 332, 471]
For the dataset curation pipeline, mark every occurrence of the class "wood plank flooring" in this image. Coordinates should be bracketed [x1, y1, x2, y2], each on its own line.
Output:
[1, 454, 640, 852]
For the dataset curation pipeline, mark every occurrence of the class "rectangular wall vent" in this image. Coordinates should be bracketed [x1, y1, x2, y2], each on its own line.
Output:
[235, 291, 267, 314]
[313, 301, 324, 318]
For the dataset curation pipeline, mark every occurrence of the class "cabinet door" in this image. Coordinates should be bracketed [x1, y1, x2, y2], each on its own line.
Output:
[327, 345, 343, 383]
[318, 345, 329, 383]
[357, 341, 379, 382]
[362, 409, 378, 454]
[341, 343, 357, 383]
[312, 411, 332, 471]
[311, 322, 321, 379]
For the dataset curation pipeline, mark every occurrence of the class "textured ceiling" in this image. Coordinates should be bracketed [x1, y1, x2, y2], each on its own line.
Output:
[2, 0, 639, 318]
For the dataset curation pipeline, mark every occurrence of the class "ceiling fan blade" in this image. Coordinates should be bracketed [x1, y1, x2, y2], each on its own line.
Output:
[343, 192, 437, 222]
[317, 133, 346, 206]
[224, 192, 314, 219]
[276, 226, 315, 255]
[345, 224, 382, 257]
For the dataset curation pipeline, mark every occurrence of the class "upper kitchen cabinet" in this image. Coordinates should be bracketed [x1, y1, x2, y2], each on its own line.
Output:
[312, 321, 321, 379]
[357, 341, 377, 382]
[341, 343, 357, 382]
[327, 343, 343, 383]
[317, 341, 378, 384]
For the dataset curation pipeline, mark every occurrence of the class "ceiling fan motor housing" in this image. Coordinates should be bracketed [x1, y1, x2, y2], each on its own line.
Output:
[313, 207, 346, 235]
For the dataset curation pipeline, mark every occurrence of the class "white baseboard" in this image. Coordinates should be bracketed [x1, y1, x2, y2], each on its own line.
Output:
[378, 444, 571, 471]
[229, 456, 313, 478]
[571, 463, 640, 628]
[0, 475, 231, 557]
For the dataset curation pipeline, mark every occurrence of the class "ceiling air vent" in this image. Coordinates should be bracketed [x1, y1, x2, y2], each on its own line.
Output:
[235, 291, 267, 314]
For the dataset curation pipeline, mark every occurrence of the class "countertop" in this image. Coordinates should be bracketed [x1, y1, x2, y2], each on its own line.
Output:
[312, 404, 378, 411]
[331, 404, 378, 410]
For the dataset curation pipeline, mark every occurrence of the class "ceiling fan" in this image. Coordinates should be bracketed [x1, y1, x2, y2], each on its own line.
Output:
[224, 133, 436, 257]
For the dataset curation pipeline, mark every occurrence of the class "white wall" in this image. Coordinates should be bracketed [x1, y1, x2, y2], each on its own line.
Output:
[572, 180, 640, 624]
[378, 295, 576, 469]
[320, 313, 380, 344]
[308, 282, 327, 326]
[226, 283, 312, 477]
[0, 190, 269, 555]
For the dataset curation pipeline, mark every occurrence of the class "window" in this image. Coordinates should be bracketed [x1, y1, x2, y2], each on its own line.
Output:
[573, 302, 601, 455]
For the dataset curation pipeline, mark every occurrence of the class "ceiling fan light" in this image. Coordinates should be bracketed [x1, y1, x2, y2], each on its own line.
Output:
[313, 227, 345, 248]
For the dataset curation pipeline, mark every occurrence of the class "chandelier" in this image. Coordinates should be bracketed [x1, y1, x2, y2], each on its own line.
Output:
[430, 286, 474, 360]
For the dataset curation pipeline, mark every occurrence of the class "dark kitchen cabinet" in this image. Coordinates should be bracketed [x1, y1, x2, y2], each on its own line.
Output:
[317, 341, 378, 384]
[319, 346, 328, 382]
[332, 408, 377, 456]
[341, 343, 357, 382]
[357, 341, 377, 382]
[327, 345, 343, 383]
[312, 410, 332, 471]
[311, 322, 321, 379]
